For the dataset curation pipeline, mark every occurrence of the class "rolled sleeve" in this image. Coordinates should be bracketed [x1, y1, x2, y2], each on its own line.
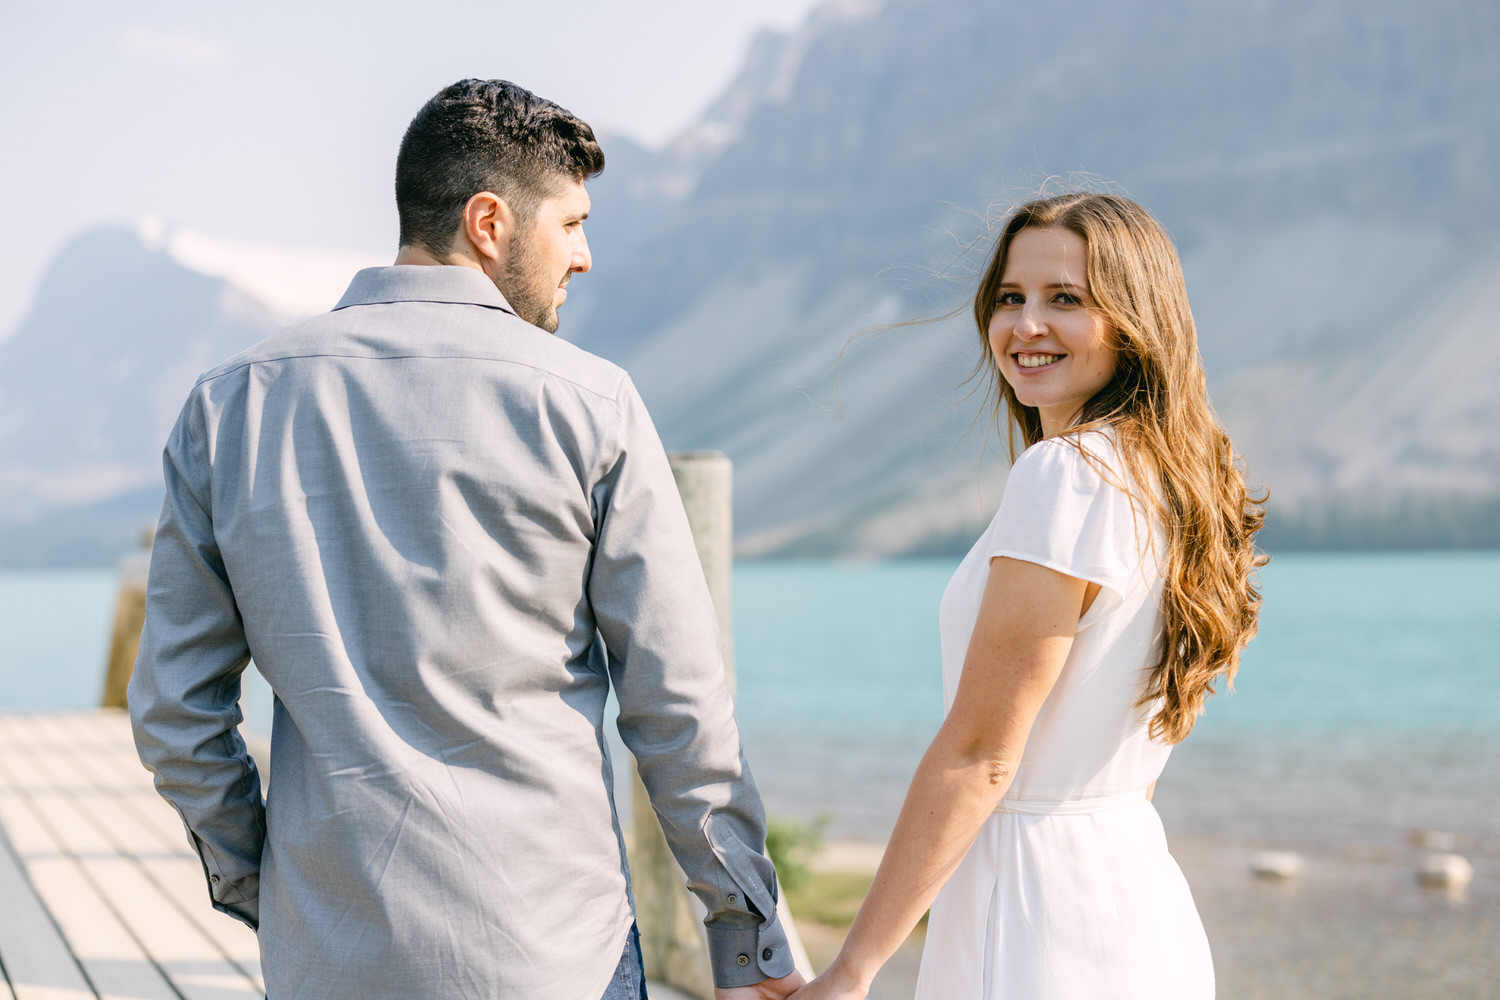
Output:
[707, 920, 795, 986]
[702, 813, 796, 984]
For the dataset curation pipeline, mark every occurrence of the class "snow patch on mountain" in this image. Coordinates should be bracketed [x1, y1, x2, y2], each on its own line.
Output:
[136, 216, 385, 321]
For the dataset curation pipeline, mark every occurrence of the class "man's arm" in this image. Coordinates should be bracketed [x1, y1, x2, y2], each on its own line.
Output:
[588, 377, 796, 991]
[129, 392, 265, 928]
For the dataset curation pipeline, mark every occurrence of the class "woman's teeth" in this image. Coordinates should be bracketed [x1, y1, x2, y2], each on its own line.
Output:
[1017, 354, 1061, 368]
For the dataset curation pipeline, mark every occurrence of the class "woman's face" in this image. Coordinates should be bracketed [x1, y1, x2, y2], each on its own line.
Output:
[987, 226, 1118, 439]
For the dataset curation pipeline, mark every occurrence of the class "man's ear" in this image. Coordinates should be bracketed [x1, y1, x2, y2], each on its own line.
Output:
[460, 191, 515, 266]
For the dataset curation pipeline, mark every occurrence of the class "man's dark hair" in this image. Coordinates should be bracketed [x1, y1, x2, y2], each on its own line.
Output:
[395, 79, 605, 256]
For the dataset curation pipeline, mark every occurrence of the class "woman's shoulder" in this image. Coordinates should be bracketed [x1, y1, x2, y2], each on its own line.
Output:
[989, 425, 1155, 596]
[1008, 427, 1127, 497]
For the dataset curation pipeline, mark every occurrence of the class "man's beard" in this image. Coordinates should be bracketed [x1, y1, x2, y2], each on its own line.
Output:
[496, 229, 560, 333]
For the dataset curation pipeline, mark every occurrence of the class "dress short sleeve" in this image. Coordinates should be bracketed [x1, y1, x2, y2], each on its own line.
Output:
[987, 432, 1148, 606]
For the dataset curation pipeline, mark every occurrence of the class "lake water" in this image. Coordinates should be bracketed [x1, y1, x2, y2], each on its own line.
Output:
[3, 551, 1497, 844]
[730, 552, 1500, 844]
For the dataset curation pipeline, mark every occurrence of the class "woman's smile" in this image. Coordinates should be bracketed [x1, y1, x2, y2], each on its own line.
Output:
[1014, 352, 1063, 369]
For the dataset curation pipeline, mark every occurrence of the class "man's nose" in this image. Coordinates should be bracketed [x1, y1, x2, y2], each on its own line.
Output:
[571, 231, 592, 274]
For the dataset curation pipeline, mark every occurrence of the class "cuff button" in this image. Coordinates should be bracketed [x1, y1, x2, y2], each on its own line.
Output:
[728, 893, 738, 904]
[763, 947, 774, 961]
[736, 954, 750, 967]
[209, 875, 220, 884]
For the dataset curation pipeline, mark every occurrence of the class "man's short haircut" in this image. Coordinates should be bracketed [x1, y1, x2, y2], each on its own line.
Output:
[395, 79, 605, 256]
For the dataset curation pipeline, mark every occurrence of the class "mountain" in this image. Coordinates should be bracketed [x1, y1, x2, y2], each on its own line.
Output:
[3, 0, 1497, 564]
[0, 226, 375, 565]
[563, 0, 1500, 554]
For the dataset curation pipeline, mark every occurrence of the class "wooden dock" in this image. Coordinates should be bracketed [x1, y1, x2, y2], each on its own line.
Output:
[0, 711, 709, 1000]
[0, 711, 264, 1000]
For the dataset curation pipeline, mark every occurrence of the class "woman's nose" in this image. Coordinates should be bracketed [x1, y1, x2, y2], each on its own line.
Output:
[1014, 303, 1047, 339]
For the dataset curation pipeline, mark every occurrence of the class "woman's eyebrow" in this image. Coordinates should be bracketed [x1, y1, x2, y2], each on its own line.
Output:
[995, 280, 1088, 292]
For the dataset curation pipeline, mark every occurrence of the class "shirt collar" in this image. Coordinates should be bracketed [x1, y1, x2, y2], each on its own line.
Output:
[333, 265, 516, 315]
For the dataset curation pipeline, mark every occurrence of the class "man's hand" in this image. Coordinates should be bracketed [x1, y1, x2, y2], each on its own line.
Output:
[714, 970, 807, 1000]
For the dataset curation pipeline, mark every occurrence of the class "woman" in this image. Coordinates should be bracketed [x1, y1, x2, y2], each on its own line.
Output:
[792, 193, 1265, 999]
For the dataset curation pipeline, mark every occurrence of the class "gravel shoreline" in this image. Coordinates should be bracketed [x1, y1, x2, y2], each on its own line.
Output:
[798, 831, 1499, 999]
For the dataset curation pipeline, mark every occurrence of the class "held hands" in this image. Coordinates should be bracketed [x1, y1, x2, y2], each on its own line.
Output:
[712, 952, 869, 1000]
[715, 970, 807, 1000]
[785, 959, 870, 1000]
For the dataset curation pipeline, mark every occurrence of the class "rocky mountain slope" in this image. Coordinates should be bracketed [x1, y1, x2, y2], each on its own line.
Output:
[564, 0, 1500, 553]
[3, 0, 1496, 563]
[0, 228, 286, 562]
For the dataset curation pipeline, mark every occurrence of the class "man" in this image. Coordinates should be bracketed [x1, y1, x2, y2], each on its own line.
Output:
[129, 79, 805, 1000]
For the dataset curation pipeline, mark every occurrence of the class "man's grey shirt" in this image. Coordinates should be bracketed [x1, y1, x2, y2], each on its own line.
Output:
[129, 265, 793, 999]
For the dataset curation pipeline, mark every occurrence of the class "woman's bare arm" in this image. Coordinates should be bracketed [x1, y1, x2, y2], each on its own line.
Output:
[791, 557, 1088, 999]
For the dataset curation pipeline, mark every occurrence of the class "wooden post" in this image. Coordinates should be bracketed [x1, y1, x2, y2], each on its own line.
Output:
[632, 452, 812, 997]
[669, 450, 735, 692]
[102, 528, 154, 709]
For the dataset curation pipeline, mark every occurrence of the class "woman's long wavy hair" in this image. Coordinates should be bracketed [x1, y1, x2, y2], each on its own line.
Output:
[973, 193, 1267, 743]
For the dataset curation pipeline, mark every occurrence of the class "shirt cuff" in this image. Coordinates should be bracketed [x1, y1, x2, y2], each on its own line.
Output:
[195, 844, 260, 929]
[705, 908, 795, 988]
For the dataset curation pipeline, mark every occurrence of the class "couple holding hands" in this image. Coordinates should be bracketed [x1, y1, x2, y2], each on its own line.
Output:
[130, 79, 1263, 1000]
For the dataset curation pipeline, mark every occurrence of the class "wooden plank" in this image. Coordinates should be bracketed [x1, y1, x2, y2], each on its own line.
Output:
[0, 714, 263, 1000]
[15, 720, 108, 788]
[18, 712, 199, 870]
[82, 858, 261, 1000]
[16, 714, 264, 995]
[136, 856, 264, 992]
[21, 857, 177, 1000]
[4, 773, 112, 862]
[0, 739, 178, 999]
[19, 715, 140, 791]
[29, 712, 135, 758]
[0, 710, 738, 1000]
[0, 791, 97, 1000]
[30, 717, 195, 860]
[43, 751, 264, 992]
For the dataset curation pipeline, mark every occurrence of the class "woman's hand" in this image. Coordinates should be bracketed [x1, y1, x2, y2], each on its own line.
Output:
[786, 958, 870, 1000]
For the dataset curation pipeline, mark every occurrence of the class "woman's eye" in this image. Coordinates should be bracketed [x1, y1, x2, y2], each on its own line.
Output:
[998, 292, 1024, 306]
[1055, 292, 1082, 305]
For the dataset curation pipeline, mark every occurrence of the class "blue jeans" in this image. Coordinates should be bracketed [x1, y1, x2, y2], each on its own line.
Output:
[600, 923, 648, 1000]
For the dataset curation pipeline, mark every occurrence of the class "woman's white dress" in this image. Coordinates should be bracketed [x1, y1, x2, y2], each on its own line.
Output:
[913, 430, 1214, 999]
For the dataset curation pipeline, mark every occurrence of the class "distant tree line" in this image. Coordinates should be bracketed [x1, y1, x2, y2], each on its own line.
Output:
[4, 489, 1498, 567]
[1258, 493, 1500, 551]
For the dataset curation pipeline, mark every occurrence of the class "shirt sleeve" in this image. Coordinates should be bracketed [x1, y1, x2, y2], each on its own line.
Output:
[988, 435, 1145, 609]
[128, 387, 266, 929]
[587, 376, 794, 988]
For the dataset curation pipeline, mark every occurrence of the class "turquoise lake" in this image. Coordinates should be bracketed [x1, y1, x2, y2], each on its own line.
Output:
[733, 550, 1500, 738]
[3, 551, 1496, 840]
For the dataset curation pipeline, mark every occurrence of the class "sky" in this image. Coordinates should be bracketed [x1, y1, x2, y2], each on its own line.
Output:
[0, 0, 828, 337]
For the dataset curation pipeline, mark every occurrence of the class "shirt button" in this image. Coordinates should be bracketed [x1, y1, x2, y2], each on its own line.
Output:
[763, 948, 774, 961]
[736, 954, 750, 967]
[209, 875, 220, 884]
[728, 893, 738, 904]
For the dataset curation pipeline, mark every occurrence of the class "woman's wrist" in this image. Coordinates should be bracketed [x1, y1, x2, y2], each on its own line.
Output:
[824, 951, 875, 997]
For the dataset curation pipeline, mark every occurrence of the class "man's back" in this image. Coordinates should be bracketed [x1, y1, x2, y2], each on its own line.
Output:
[131, 265, 786, 998]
